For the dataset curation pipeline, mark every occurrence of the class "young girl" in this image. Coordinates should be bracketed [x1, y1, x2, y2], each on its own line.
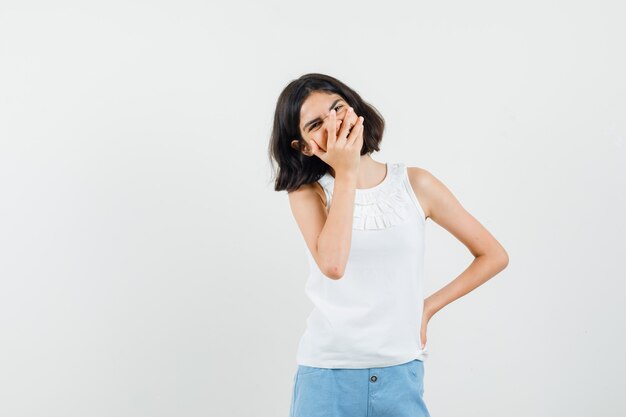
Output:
[269, 73, 509, 417]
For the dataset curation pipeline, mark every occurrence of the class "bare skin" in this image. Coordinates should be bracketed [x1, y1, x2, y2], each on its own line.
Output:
[289, 91, 366, 280]
[406, 167, 509, 348]
[288, 90, 509, 349]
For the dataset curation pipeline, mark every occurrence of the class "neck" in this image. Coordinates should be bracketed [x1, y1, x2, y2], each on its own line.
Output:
[329, 154, 386, 187]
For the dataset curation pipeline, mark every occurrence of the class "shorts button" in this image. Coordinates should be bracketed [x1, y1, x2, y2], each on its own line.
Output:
[370, 375, 377, 382]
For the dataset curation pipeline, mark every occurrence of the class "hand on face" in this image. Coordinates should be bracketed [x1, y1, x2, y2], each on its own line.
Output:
[312, 104, 360, 152]
[309, 105, 365, 177]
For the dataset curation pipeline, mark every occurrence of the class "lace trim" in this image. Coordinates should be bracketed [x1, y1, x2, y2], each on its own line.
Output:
[317, 162, 415, 230]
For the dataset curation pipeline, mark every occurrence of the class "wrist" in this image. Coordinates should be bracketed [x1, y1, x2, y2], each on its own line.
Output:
[334, 172, 358, 187]
[423, 299, 436, 319]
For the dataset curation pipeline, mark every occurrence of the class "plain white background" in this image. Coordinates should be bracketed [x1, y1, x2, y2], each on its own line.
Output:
[1, 1, 625, 416]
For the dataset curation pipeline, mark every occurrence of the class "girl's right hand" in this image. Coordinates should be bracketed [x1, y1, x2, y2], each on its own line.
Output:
[309, 107, 364, 177]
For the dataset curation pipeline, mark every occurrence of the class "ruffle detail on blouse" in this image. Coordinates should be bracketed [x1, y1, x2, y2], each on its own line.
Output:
[317, 162, 415, 231]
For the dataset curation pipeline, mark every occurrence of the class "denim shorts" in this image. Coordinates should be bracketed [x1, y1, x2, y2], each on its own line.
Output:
[288, 359, 430, 417]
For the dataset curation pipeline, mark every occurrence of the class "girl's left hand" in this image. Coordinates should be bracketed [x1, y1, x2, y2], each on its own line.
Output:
[420, 313, 429, 349]
[420, 300, 433, 349]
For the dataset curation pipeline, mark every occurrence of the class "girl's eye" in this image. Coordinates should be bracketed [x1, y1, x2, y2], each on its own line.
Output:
[311, 105, 344, 130]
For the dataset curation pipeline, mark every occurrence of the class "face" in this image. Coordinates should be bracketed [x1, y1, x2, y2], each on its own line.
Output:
[291, 91, 357, 156]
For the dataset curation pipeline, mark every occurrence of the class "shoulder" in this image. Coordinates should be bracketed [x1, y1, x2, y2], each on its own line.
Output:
[405, 166, 440, 220]
[406, 166, 432, 187]
[406, 165, 466, 222]
[287, 180, 326, 207]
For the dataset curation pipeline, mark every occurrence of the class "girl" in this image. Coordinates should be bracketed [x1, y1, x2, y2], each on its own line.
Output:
[269, 73, 509, 417]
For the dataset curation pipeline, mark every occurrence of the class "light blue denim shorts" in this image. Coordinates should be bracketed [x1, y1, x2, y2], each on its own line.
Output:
[289, 359, 430, 417]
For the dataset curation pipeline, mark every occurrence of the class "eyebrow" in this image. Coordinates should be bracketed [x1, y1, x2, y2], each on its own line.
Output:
[302, 98, 343, 132]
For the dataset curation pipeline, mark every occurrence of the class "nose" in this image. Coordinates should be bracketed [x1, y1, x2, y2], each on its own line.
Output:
[321, 115, 344, 131]
[321, 109, 347, 131]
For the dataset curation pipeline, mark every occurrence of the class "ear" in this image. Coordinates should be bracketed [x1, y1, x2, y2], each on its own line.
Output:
[291, 139, 312, 156]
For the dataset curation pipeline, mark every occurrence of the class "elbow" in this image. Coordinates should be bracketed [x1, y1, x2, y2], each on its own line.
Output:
[479, 248, 509, 272]
[322, 264, 345, 280]
[497, 249, 509, 270]
[317, 249, 346, 279]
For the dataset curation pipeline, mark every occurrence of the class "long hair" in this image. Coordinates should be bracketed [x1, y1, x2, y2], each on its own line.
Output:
[268, 73, 385, 192]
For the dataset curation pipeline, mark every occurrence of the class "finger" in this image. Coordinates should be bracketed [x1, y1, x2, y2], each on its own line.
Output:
[347, 108, 359, 126]
[338, 107, 354, 141]
[356, 118, 365, 147]
[347, 116, 364, 146]
[346, 122, 360, 146]
[327, 108, 337, 146]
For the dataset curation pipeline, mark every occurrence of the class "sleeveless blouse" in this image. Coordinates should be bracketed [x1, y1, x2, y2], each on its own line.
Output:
[295, 162, 430, 368]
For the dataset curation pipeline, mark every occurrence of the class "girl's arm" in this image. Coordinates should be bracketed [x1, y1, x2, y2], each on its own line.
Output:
[316, 172, 357, 279]
[288, 171, 357, 280]
[407, 167, 509, 319]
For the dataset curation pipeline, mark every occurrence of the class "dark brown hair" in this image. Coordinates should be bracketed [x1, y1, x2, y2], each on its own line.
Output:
[268, 73, 385, 193]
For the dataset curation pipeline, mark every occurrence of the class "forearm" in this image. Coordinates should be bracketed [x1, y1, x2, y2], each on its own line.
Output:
[424, 252, 508, 318]
[317, 173, 357, 277]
